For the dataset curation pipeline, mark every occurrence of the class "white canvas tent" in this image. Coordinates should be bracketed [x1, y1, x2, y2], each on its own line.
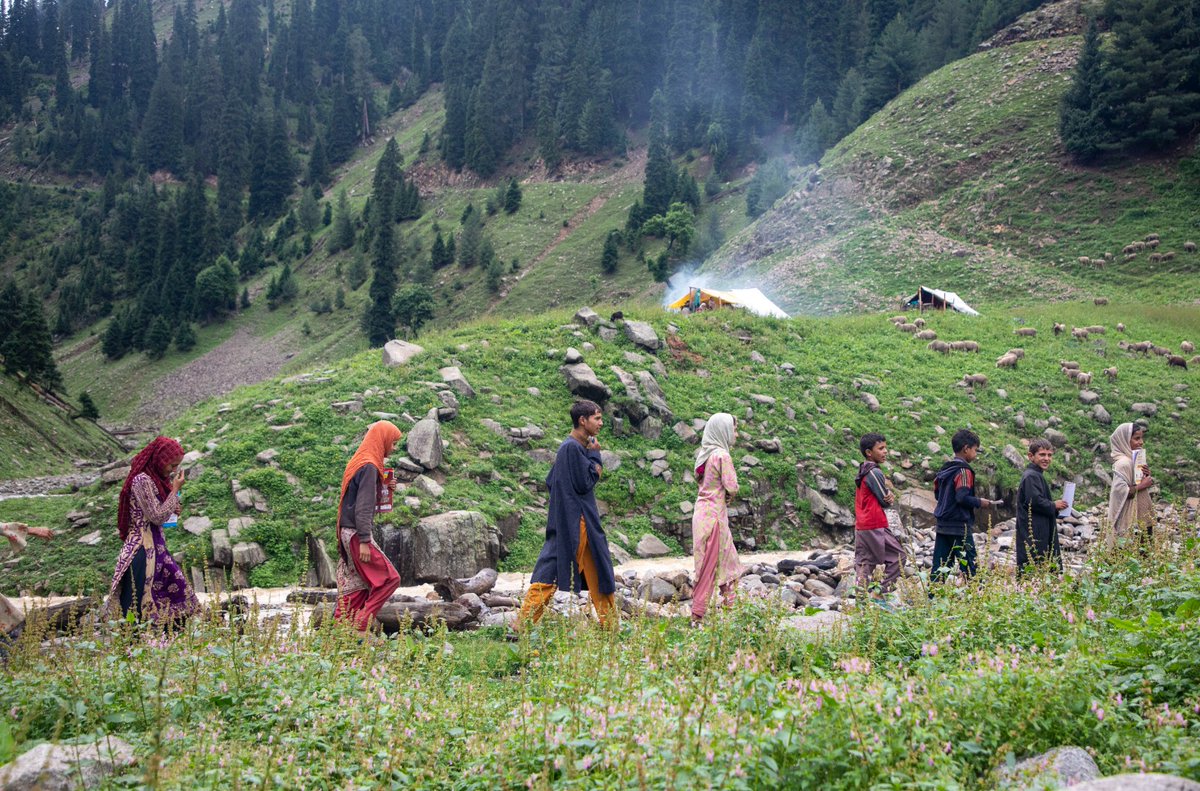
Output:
[668, 286, 789, 319]
[905, 286, 980, 316]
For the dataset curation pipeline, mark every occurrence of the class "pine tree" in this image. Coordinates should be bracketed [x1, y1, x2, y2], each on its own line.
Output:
[17, 292, 63, 390]
[601, 230, 620, 274]
[101, 311, 129, 360]
[457, 209, 483, 268]
[504, 179, 522, 214]
[145, 315, 173, 359]
[267, 263, 298, 310]
[862, 14, 921, 118]
[298, 189, 321, 232]
[1059, 18, 1106, 161]
[330, 188, 355, 253]
[174, 321, 196, 352]
[78, 391, 100, 419]
[641, 91, 677, 220]
[307, 134, 329, 186]
[0, 280, 24, 371]
[430, 230, 449, 270]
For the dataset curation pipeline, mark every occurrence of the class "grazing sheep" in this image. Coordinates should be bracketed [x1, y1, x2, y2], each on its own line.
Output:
[914, 317, 926, 329]
[1084, 325, 1106, 334]
[915, 330, 938, 340]
[1076, 372, 1093, 386]
[1168, 355, 1189, 370]
[1147, 238, 1160, 249]
[1134, 241, 1146, 252]
[1053, 322, 1065, 336]
[1060, 360, 1081, 370]
[1125, 253, 1137, 261]
[1127, 341, 1153, 354]
[996, 353, 1019, 369]
[1092, 258, 1105, 269]
[1117, 322, 1126, 333]
[962, 374, 989, 387]
[1182, 341, 1195, 354]
[890, 315, 909, 324]
[1153, 345, 1171, 357]
[1145, 233, 1160, 242]
[1149, 252, 1163, 264]
[927, 340, 950, 354]
[1072, 327, 1090, 340]
[957, 340, 981, 352]
[898, 323, 918, 333]
[1122, 244, 1138, 255]
[1077, 256, 1090, 266]
[1104, 252, 1113, 261]
[1185, 241, 1196, 253]
[1118, 340, 1130, 350]
[1103, 367, 1118, 381]
[1094, 297, 1109, 306]
[1162, 251, 1175, 261]
[1192, 355, 1200, 366]
[1014, 327, 1037, 337]
[1064, 368, 1081, 380]
[1007, 348, 1026, 360]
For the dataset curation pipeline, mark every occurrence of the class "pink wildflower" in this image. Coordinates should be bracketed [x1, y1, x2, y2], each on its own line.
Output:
[1086, 608, 1097, 621]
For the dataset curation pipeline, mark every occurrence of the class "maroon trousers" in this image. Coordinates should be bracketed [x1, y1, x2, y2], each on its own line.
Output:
[334, 535, 401, 631]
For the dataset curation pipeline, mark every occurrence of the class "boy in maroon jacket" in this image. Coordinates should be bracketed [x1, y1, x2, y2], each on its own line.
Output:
[854, 433, 902, 604]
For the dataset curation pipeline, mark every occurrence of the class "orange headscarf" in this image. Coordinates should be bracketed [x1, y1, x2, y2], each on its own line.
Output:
[336, 421, 403, 524]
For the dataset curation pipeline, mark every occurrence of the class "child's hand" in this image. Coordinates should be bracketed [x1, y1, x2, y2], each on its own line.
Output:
[1054, 499, 1069, 511]
[884, 492, 895, 505]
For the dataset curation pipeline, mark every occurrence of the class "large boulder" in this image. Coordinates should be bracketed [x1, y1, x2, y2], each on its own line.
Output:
[382, 339, 425, 367]
[797, 481, 855, 531]
[609, 367, 648, 421]
[380, 511, 501, 585]
[406, 418, 444, 470]
[0, 738, 136, 790]
[640, 576, 679, 604]
[560, 363, 611, 402]
[623, 320, 661, 351]
[439, 366, 476, 399]
[635, 534, 671, 557]
[1071, 776, 1200, 791]
[573, 306, 601, 328]
[997, 746, 1099, 790]
[232, 541, 267, 569]
[211, 529, 232, 566]
[636, 370, 673, 421]
[897, 488, 938, 529]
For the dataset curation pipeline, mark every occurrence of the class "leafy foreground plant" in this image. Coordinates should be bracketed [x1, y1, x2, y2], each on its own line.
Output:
[3, 533, 1200, 789]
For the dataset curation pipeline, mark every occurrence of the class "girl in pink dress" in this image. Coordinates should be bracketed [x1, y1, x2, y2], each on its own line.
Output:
[691, 413, 744, 625]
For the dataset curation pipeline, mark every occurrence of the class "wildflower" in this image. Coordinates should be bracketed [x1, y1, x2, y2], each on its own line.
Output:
[1086, 608, 1097, 621]
[1066, 611, 1076, 624]
[921, 642, 939, 657]
[580, 755, 593, 771]
[706, 750, 714, 763]
[1090, 701, 1105, 721]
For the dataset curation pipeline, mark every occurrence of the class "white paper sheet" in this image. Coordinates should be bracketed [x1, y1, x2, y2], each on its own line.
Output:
[1058, 481, 1076, 518]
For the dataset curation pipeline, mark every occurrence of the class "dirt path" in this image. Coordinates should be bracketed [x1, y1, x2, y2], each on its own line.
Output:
[138, 325, 300, 427]
[0, 472, 99, 500]
[499, 148, 648, 299]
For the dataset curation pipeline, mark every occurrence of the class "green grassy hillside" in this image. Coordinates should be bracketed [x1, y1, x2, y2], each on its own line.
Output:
[0, 375, 121, 478]
[704, 34, 1200, 314]
[8, 300, 1200, 595]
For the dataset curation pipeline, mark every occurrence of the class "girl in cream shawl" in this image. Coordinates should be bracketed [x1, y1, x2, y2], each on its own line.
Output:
[690, 413, 744, 624]
[1106, 422, 1155, 546]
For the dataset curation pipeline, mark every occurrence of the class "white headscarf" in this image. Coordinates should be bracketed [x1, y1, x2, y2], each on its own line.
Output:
[1109, 422, 1134, 463]
[695, 413, 736, 471]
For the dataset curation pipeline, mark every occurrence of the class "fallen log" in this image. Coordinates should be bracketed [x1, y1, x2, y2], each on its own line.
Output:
[12, 596, 98, 637]
[433, 568, 498, 602]
[310, 600, 477, 633]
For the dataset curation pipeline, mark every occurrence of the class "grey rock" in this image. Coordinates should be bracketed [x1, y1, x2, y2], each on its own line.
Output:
[413, 474, 445, 497]
[680, 501, 694, 514]
[756, 438, 782, 453]
[573, 306, 601, 328]
[623, 320, 660, 351]
[862, 393, 881, 412]
[639, 416, 664, 440]
[77, 530, 103, 546]
[599, 450, 622, 472]
[309, 536, 337, 588]
[798, 481, 855, 530]
[1079, 390, 1101, 405]
[232, 541, 267, 569]
[1004, 444, 1025, 469]
[598, 326, 619, 342]
[1131, 402, 1158, 416]
[406, 418, 444, 470]
[610, 544, 632, 565]
[1092, 404, 1112, 424]
[750, 351, 767, 364]
[636, 370, 673, 421]
[1070, 775, 1200, 791]
[331, 400, 363, 414]
[1044, 428, 1068, 448]
[480, 418, 507, 436]
[256, 448, 279, 463]
[560, 363, 612, 402]
[380, 511, 501, 585]
[564, 347, 583, 364]
[750, 393, 777, 406]
[439, 366, 476, 399]
[382, 339, 425, 367]
[481, 610, 520, 628]
[739, 574, 766, 593]
[231, 480, 267, 512]
[741, 454, 761, 467]
[780, 587, 804, 607]
[673, 421, 698, 444]
[640, 576, 679, 604]
[927, 440, 941, 454]
[622, 351, 646, 365]
[999, 746, 1099, 790]
[782, 610, 848, 633]
[803, 578, 836, 597]
[211, 529, 232, 566]
[897, 488, 938, 529]
[815, 474, 838, 494]
[635, 534, 671, 558]
[182, 515, 212, 536]
[101, 465, 131, 485]
[0, 738, 136, 790]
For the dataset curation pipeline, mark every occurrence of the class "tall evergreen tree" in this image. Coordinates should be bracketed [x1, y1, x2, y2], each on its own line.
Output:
[330, 188, 355, 253]
[1059, 18, 1106, 161]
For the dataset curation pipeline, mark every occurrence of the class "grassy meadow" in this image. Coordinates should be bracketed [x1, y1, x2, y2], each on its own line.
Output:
[2, 535, 1199, 788]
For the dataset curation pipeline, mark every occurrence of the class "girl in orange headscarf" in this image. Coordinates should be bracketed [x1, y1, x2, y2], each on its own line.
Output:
[333, 421, 403, 631]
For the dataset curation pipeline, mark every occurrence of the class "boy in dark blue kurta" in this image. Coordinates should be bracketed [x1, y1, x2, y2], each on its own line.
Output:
[517, 400, 618, 629]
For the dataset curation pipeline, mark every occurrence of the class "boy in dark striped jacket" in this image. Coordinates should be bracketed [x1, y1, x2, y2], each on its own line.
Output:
[931, 429, 1002, 581]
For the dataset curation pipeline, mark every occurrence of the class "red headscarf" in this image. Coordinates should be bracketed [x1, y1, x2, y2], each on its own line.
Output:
[117, 436, 184, 540]
[336, 421, 403, 523]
